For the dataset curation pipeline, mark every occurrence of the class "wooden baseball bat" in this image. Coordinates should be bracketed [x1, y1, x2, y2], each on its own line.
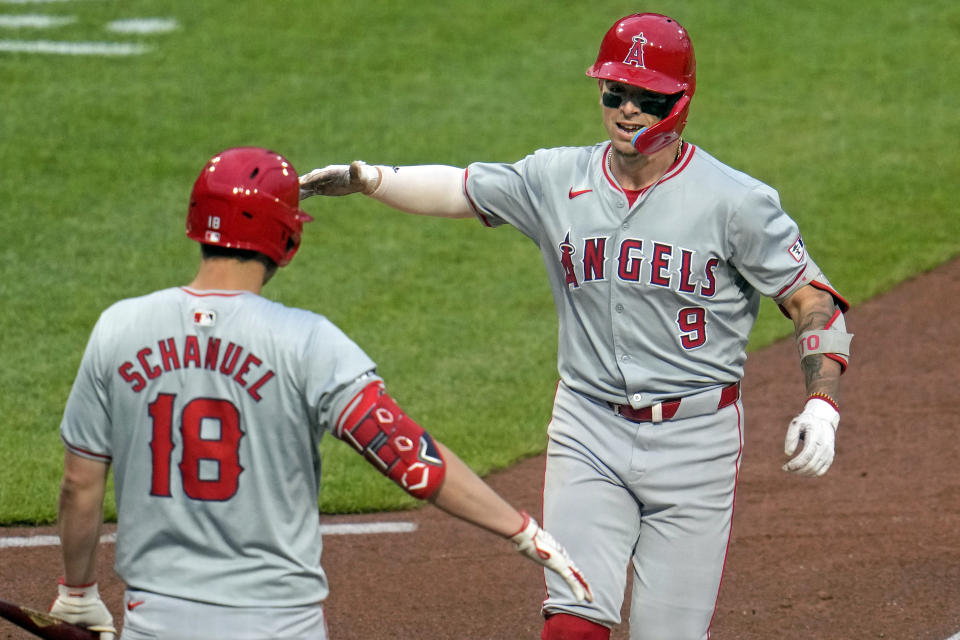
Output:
[0, 598, 98, 640]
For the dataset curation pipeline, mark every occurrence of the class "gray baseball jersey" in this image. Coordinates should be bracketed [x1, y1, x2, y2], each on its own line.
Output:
[463, 141, 842, 636]
[60, 286, 378, 608]
[465, 141, 833, 407]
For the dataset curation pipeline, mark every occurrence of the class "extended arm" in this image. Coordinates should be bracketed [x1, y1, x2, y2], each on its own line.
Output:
[779, 284, 851, 476]
[299, 161, 474, 219]
[332, 380, 592, 601]
[52, 451, 116, 639]
[428, 441, 524, 537]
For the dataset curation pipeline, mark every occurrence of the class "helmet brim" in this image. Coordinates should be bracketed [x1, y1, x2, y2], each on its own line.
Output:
[587, 63, 687, 95]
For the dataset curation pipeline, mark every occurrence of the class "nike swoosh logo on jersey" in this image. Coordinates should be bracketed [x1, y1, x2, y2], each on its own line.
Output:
[127, 600, 146, 611]
[568, 187, 592, 199]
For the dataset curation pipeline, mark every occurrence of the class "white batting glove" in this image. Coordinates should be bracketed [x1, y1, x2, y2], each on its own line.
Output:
[49, 581, 116, 640]
[511, 512, 593, 603]
[783, 397, 840, 477]
[298, 160, 381, 200]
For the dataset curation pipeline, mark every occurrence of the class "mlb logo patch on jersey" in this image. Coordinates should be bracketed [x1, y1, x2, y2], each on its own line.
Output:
[193, 309, 216, 327]
[204, 230, 221, 243]
[788, 235, 805, 263]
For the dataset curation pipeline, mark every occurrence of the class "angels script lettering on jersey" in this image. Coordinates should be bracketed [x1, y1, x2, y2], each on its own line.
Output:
[117, 335, 276, 401]
[559, 234, 719, 297]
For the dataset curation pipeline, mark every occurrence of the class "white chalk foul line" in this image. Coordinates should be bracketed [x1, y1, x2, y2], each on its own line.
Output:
[106, 18, 177, 34]
[0, 522, 417, 549]
[0, 534, 62, 548]
[0, 14, 76, 27]
[321, 521, 417, 535]
[0, 38, 148, 55]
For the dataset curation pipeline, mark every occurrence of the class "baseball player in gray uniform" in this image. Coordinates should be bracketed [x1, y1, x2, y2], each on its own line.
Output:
[298, 13, 853, 640]
[51, 147, 591, 640]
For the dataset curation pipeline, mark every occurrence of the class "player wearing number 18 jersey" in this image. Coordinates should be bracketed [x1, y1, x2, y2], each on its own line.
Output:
[51, 147, 591, 640]
[64, 286, 375, 606]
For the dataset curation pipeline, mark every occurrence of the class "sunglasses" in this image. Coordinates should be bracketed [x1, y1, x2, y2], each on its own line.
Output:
[601, 85, 681, 120]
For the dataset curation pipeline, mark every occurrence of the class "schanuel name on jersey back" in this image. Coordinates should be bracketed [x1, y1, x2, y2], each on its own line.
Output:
[117, 335, 276, 401]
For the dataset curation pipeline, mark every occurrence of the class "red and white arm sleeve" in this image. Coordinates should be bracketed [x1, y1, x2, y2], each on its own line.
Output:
[333, 380, 446, 500]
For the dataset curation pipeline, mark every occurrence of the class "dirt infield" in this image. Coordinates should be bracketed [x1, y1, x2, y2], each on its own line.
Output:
[2, 257, 959, 640]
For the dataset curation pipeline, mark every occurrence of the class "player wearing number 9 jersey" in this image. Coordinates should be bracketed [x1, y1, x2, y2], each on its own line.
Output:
[297, 13, 853, 639]
[52, 147, 591, 640]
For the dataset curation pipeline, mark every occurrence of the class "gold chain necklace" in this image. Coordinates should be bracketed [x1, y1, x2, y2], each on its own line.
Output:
[607, 138, 684, 174]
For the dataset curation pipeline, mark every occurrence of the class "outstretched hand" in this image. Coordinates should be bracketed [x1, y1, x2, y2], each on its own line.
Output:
[298, 161, 381, 200]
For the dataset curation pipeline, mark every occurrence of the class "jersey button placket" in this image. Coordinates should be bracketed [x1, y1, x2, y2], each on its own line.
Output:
[611, 307, 630, 378]
[610, 218, 635, 398]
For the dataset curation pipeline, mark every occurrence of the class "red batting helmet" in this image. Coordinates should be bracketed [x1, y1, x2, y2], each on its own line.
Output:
[587, 13, 696, 154]
[186, 147, 313, 267]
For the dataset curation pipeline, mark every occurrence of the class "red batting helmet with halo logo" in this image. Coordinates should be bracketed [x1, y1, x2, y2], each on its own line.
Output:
[587, 13, 696, 154]
[186, 147, 313, 267]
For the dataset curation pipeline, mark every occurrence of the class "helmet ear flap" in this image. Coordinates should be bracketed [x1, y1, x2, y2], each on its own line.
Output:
[631, 94, 691, 155]
[280, 225, 301, 265]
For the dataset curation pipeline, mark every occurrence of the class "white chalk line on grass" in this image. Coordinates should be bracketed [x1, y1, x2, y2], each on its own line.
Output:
[0, 38, 148, 54]
[0, 522, 417, 549]
[0, 15, 178, 34]
[106, 18, 177, 34]
[0, 14, 75, 27]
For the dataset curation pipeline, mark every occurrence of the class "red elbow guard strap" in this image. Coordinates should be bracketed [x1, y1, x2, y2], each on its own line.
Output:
[334, 381, 446, 500]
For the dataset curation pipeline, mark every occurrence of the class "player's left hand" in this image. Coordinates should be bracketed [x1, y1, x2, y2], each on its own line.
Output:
[49, 580, 116, 640]
[511, 512, 593, 603]
[783, 397, 839, 477]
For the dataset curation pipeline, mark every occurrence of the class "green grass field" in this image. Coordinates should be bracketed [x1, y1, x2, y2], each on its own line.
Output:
[1, 0, 957, 524]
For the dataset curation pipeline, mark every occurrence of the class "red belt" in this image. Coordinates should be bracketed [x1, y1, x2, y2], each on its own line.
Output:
[612, 382, 740, 423]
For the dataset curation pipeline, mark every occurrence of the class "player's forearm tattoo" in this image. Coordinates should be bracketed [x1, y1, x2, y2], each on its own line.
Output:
[794, 299, 842, 402]
[801, 354, 838, 396]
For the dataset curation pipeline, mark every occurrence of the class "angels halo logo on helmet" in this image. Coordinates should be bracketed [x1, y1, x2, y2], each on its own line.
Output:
[186, 147, 314, 267]
[587, 13, 696, 155]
